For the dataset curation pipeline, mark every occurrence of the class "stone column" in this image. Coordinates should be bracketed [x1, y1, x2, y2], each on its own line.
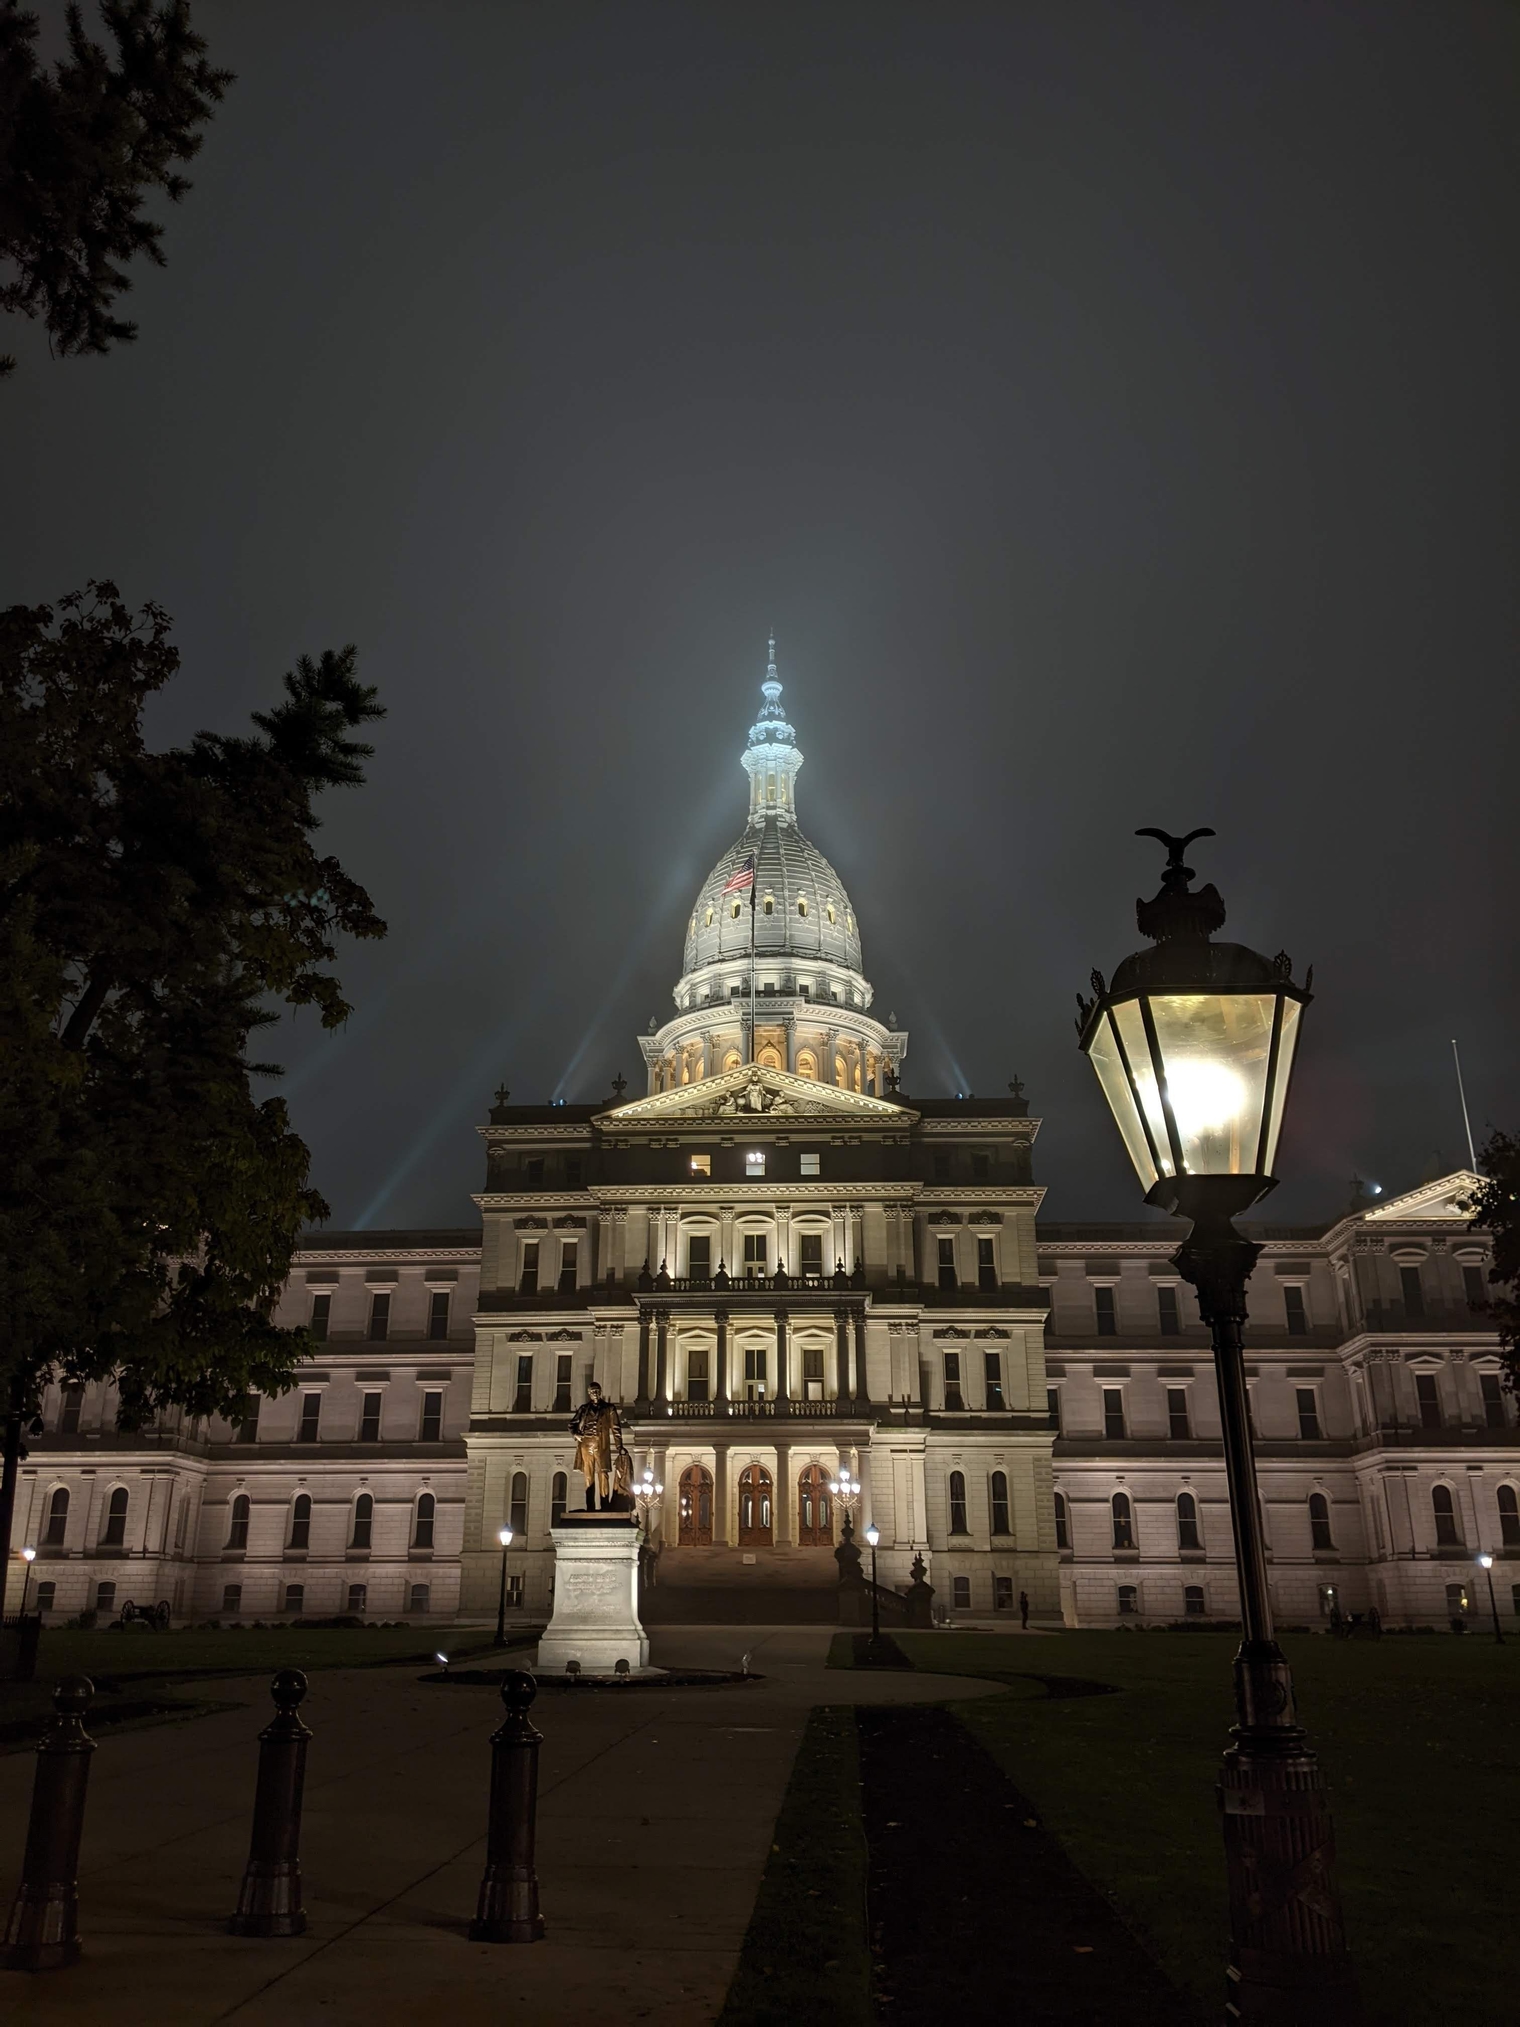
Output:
[713, 1445, 731, 1546]
[655, 1310, 670, 1408]
[835, 1308, 852, 1401]
[853, 1312, 870, 1406]
[785, 1019, 796, 1073]
[774, 1309, 790, 1409]
[715, 1310, 730, 1407]
[775, 1441, 793, 1546]
[636, 1312, 652, 1411]
[776, 1205, 792, 1277]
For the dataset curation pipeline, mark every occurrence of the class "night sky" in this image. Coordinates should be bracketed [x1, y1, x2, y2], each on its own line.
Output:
[4, 3, 1517, 1231]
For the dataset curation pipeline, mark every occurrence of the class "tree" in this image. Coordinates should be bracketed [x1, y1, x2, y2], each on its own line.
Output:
[1471, 1130, 1520, 1392]
[0, 582, 384, 1595]
[0, 0, 230, 377]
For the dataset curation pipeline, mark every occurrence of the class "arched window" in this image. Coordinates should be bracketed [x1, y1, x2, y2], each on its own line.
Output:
[1053, 1490, 1069, 1550]
[1176, 1491, 1201, 1552]
[948, 1470, 969, 1535]
[1111, 1492, 1134, 1550]
[510, 1471, 529, 1536]
[101, 1486, 129, 1547]
[413, 1492, 436, 1549]
[989, 1471, 1010, 1536]
[1498, 1484, 1520, 1548]
[227, 1493, 250, 1551]
[1431, 1483, 1461, 1548]
[797, 897, 808, 917]
[730, 899, 742, 919]
[351, 1491, 374, 1550]
[826, 903, 836, 924]
[704, 907, 714, 926]
[723, 1049, 742, 1072]
[758, 1046, 782, 1070]
[1309, 1491, 1334, 1551]
[763, 894, 774, 915]
[289, 1493, 312, 1550]
[795, 1050, 817, 1080]
[1183, 1584, 1206, 1617]
[551, 1472, 568, 1526]
[45, 1486, 69, 1546]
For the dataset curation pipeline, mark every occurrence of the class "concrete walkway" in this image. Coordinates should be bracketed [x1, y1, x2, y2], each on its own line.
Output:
[0, 1627, 1003, 2026]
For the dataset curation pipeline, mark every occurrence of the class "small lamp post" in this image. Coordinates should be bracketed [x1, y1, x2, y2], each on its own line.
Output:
[1476, 1553, 1503, 1644]
[17, 1545, 36, 1619]
[1077, 828, 1356, 2021]
[493, 1526, 514, 1649]
[864, 1524, 881, 1648]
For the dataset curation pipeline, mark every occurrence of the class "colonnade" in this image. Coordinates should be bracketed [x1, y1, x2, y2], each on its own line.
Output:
[633, 1305, 870, 1411]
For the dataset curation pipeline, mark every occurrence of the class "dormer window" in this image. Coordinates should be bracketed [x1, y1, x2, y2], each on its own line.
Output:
[763, 894, 774, 915]
[690, 1154, 711, 1177]
[704, 907, 714, 926]
[826, 903, 836, 925]
[730, 900, 742, 919]
[798, 897, 808, 917]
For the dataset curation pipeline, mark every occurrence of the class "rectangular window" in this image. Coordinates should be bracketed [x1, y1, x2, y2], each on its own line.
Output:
[1445, 1582, 1469, 1618]
[1047, 1385, 1061, 1431]
[984, 1352, 1005, 1410]
[1465, 1264, 1488, 1310]
[689, 1234, 712, 1282]
[1094, 1285, 1117, 1335]
[1157, 1285, 1180, 1335]
[977, 1237, 996, 1292]
[367, 1292, 390, 1342]
[687, 1346, 710, 1403]
[506, 1573, 525, 1610]
[1184, 1585, 1206, 1616]
[408, 1583, 431, 1615]
[1481, 1374, 1507, 1429]
[420, 1389, 444, 1442]
[1415, 1372, 1443, 1430]
[36, 1582, 56, 1615]
[800, 1152, 820, 1177]
[1284, 1285, 1308, 1335]
[526, 1158, 544, 1188]
[566, 1159, 582, 1190]
[284, 1583, 304, 1616]
[989, 1474, 1010, 1535]
[215, 1584, 236, 1617]
[552, 1354, 573, 1413]
[937, 1236, 957, 1290]
[744, 1343, 765, 1398]
[236, 1398, 261, 1444]
[309, 1293, 331, 1342]
[690, 1153, 711, 1177]
[1399, 1265, 1425, 1320]
[513, 1356, 533, 1414]
[297, 1392, 322, 1443]
[743, 1232, 768, 1278]
[943, 1353, 965, 1412]
[1167, 1387, 1192, 1440]
[1102, 1386, 1126, 1440]
[801, 1344, 824, 1400]
[428, 1290, 450, 1340]
[934, 1154, 951, 1182]
[952, 1575, 971, 1609]
[519, 1242, 539, 1295]
[1054, 1494, 1069, 1549]
[993, 1575, 1013, 1611]
[557, 1241, 578, 1292]
[972, 1152, 990, 1181]
[359, 1391, 382, 1442]
[347, 1583, 368, 1617]
[799, 1232, 824, 1278]
[746, 1150, 765, 1176]
[60, 1384, 83, 1435]
[1117, 1584, 1138, 1616]
[1296, 1388, 1322, 1441]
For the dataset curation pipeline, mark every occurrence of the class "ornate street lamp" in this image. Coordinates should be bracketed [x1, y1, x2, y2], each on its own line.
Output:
[17, 1544, 36, 1619]
[493, 1525, 514, 1649]
[864, 1523, 882, 1649]
[828, 1467, 860, 1523]
[1077, 828, 1357, 2023]
[634, 1466, 664, 1532]
[1476, 1553, 1503, 1644]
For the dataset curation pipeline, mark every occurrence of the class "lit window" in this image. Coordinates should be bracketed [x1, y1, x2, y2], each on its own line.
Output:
[800, 1152, 820, 1176]
[826, 903, 836, 924]
[691, 1153, 711, 1176]
[798, 897, 808, 916]
[763, 894, 774, 915]
[746, 1150, 765, 1176]
[796, 1051, 817, 1080]
[730, 900, 742, 919]
[704, 908, 714, 926]
[846, 912, 854, 933]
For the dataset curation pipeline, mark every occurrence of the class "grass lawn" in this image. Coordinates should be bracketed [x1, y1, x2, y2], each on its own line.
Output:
[1, 1624, 510, 1748]
[880, 1629, 1520, 2026]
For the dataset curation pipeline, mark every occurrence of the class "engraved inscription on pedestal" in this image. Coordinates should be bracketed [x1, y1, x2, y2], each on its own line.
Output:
[534, 1516, 651, 1676]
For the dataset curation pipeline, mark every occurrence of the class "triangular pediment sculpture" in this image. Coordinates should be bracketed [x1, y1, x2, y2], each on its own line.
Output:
[595, 1062, 914, 1126]
[1362, 1170, 1482, 1223]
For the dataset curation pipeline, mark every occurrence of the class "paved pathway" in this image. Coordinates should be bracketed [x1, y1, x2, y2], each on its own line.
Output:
[0, 1627, 1002, 2026]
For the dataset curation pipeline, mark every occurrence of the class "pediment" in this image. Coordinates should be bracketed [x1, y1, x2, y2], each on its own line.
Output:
[1363, 1170, 1481, 1223]
[595, 1063, 914, 1127]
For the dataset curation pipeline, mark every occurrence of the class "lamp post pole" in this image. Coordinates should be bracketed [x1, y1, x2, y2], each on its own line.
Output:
[865, 1524, 881, 1647]
[1077, 829, 1357, 2024]
[493, 1526, 513, 1648]
[1477, 1554, 1503, 1644]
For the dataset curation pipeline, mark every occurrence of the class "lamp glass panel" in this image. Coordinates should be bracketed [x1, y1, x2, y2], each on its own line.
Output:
[1258, 996, 1301, 1175]
[1087, 1009, 1160, 1189]
[1117, 991, 1281, 1177]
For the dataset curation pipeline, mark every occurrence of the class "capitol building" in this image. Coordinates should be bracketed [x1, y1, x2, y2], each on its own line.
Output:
[9, 651, 1512, 1634]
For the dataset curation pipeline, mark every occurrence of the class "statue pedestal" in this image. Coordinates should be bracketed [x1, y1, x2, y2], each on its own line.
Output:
[536, 1514, 651, 1676]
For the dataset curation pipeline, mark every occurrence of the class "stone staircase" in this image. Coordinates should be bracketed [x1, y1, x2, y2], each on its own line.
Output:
[640, 1544, 843, 1624]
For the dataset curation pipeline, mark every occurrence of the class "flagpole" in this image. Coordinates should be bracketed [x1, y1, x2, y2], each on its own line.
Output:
[749, 869, 757, 1065]
[1452, 1038, 1477, 1170]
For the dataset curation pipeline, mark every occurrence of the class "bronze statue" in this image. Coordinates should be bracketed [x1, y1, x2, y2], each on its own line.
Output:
[569, 1382, 632, 1510]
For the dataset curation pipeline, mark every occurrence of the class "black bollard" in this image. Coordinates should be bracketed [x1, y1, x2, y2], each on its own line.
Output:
[229, 1669, 311, 1937]
[2, 1675, 97, 1971]
[469, 1669, 546, 1943]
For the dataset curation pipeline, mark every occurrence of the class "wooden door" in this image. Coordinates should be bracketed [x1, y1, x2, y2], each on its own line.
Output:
[796, 1464, 833, 1547]
[678, 1463, 713, 1546]
[737, 1464, 773, 1546]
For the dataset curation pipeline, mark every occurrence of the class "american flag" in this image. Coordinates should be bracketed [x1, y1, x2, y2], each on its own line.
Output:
[721, 854, 755, 895]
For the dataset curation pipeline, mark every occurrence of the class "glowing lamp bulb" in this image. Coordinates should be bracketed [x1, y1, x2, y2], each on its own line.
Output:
[865, 1525, 880, 1548]
[21, 1546, 36, 1563]
[498, 1526, 513, 1547]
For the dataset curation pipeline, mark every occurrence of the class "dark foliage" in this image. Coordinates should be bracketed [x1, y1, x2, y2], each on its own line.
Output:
[0, 0, 230, 376]
[0, 581, 384, 1434]
[1470, 1130, 1520, 1391]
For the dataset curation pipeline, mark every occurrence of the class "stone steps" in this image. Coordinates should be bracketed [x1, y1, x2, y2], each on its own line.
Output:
[653, 1545, 841, 1589]
[640, 1585, 842, 1625]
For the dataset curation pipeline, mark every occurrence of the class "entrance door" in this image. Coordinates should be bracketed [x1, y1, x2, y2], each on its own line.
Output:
[796, 1464, 833, 1546]
[678, 1463, 713, 1546]
[737, 1464, 773, 1546]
